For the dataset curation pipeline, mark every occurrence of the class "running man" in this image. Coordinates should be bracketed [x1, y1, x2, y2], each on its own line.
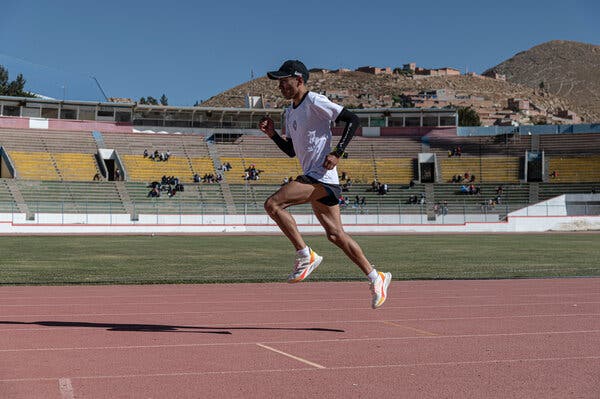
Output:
[258, 60, 391, 309]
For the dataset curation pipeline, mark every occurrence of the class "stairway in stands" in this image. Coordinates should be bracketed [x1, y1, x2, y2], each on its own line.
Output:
[206, 141, 236, 214]
[4, 179, 30, 218]
[529, 182, 539, 204]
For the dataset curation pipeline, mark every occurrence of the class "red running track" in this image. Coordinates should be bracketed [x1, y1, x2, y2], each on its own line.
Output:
[1, 278, 599, 398]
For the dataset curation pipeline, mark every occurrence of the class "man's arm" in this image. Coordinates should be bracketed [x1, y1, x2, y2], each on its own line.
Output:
[332, 108, 360, 157]
[323, 108, 360, 170]
[258, 116, 295, 157]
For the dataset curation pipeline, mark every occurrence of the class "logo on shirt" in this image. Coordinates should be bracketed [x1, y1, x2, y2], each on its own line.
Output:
[292, 120, 297, 131]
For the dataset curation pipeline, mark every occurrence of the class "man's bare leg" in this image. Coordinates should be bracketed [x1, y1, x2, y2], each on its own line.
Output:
[311, 200, 373, 275]
[312, 200, 391, 308]
[264, 181, 321, 250]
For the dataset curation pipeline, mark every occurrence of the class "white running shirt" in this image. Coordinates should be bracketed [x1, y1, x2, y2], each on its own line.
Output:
[284, 92, 343, 185]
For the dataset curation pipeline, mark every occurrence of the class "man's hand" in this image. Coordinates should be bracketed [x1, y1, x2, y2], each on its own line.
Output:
[258, 116, 275, 138]
[323, 153, 340, 170]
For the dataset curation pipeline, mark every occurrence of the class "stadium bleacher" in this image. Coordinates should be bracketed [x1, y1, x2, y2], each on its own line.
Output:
[0, 126, 598, 220]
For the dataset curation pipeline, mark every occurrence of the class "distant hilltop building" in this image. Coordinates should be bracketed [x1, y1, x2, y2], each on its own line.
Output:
[403, 63, 417, 72]
[414, 67, 461, 77]
[482, 71, 506, 81]
[356, 66, 392, 75]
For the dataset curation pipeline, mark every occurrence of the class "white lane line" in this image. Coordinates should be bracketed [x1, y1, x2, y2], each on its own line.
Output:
[1, 329, 600, 353]
[58, 377, 74, 399]
[381, 320, 438, 336]
[2, 292, 599, 306]
[256, 343, 326, 369]
[1, 355, 599, 383]
[1, 300, 599, 318]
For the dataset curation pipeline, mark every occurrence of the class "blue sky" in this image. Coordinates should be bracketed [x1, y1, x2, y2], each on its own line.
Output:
[0, 0, 598, 105]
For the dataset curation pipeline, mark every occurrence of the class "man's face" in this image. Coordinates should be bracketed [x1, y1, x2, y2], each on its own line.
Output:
[278, 76, 301, 99]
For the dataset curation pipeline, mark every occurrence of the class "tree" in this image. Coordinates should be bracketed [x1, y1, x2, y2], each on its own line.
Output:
[146, 96, 158, 105]
[392, 67, 412, 77]
[139, 97, 147, 105]
[159, 94, 168, 106]
[0, 65, 33, 97]
[457, 106, 481, 126]
[392, 94, 414, 108]
[0, 66, 8, 93]
[7, 74, 27, 96]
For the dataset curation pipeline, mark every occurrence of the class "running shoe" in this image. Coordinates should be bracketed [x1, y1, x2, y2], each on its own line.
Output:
[287, 249, 322, 283]
[370, 271, 392, 309]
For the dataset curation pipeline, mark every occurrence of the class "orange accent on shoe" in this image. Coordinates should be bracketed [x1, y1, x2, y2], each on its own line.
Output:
[376, 272, 386, 306]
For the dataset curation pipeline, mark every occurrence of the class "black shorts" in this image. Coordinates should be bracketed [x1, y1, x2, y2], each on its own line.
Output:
[295, 175, 342, 207]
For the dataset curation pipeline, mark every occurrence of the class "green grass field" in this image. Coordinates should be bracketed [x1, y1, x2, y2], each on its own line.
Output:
[1, 233, 599, 285]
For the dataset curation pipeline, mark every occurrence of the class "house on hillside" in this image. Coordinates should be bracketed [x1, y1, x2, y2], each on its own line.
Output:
[356, 66, 392, 75]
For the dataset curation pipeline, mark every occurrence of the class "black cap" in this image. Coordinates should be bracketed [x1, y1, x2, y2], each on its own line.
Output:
[267, 60, 309, 82]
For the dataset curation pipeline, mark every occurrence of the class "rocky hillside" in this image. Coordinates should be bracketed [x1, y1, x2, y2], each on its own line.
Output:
[484, 40, 600, 119]
[201, 41, 600, 123]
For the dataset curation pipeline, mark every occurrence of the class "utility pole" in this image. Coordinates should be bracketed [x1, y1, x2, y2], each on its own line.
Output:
[92, 76, 109, 101]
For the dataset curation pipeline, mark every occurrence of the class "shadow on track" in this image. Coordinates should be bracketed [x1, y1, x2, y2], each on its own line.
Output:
[0, 320, 345, 334]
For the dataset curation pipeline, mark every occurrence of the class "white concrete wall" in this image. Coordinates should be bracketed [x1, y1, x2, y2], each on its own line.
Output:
[509, 195, 567, 217]
[0, 211, 597, 234]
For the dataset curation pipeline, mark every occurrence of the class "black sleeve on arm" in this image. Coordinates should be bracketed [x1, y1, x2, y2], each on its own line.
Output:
[333, 108, 360, 157]
[270, 134, 296, 157]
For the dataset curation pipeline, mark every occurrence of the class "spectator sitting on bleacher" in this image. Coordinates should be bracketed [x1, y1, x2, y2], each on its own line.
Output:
[203, 173, 216, 183]
[143, 148, 148, 158]
[193, 173, 200, 183]
[244, 165, 262, 180]
[460, 184, 469, 194]
[338, 195, 349, 208]
[148, 185, 160, 198]
[341, 178, 352, 192]
[378, 183, 388, 195]
[469, 184, 480, 195]
[165, 150, 170, 161]
[496, 185, 504, 195]
[370, 180, 379, 192]
[93, 173, 101, 181]
[550, 170, 558, 178]
[469, 174, 476, 183]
